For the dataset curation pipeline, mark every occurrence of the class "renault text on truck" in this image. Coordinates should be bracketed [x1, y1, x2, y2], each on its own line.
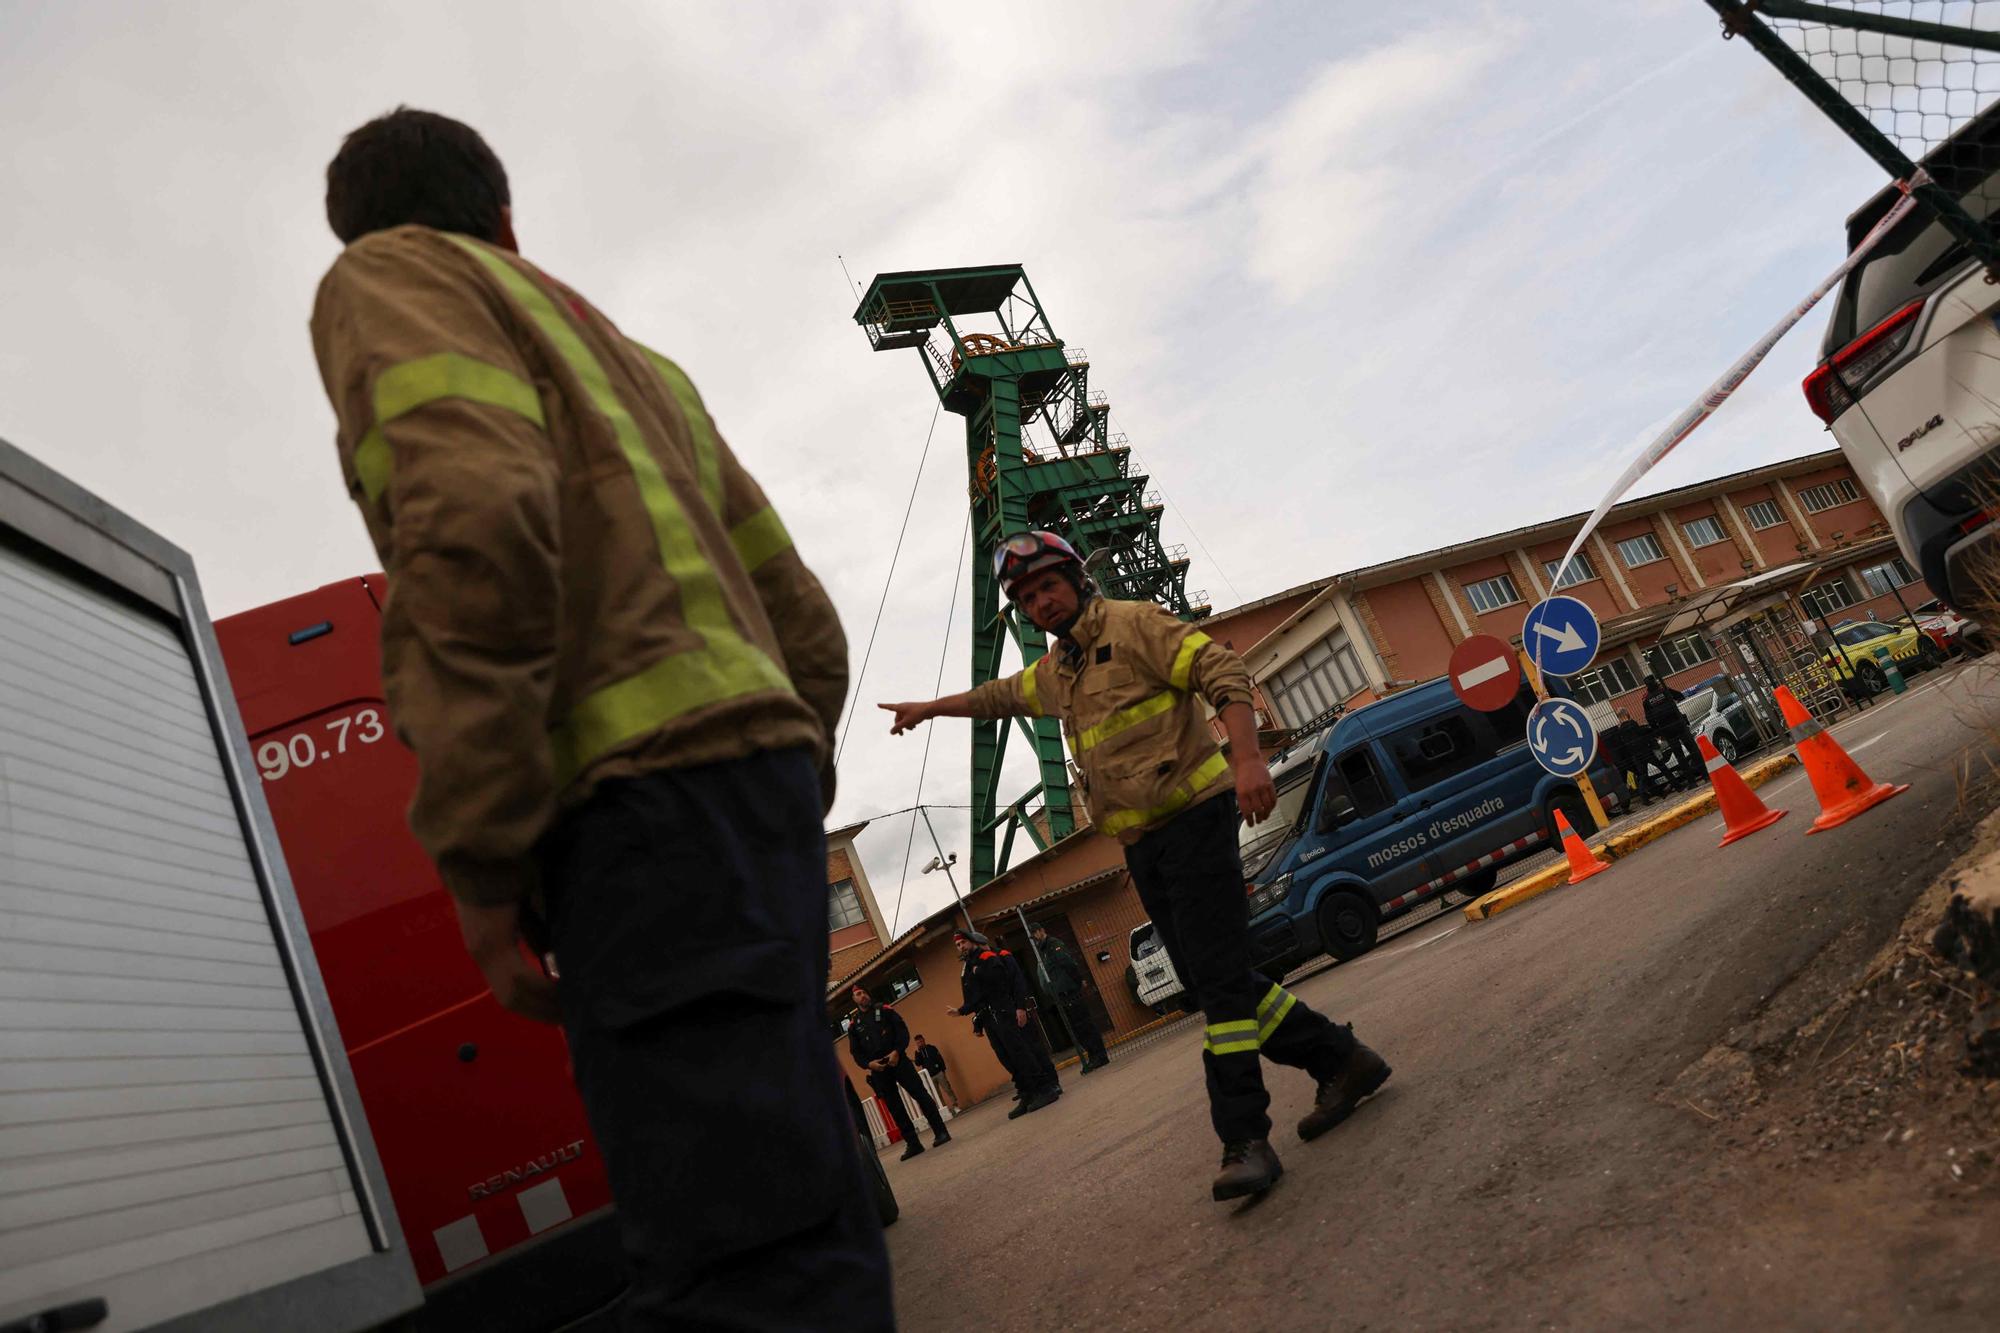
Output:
[1241, 675, 1624, 971]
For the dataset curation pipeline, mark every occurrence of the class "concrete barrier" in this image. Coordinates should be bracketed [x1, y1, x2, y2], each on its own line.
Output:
[1463, 752, 1801, 922]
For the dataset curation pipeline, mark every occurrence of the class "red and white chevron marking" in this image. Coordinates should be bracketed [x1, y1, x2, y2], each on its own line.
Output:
[1380, 831, 1544, 915]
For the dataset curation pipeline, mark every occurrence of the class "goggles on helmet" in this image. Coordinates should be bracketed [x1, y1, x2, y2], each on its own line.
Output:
[993, 530, 1083, 596]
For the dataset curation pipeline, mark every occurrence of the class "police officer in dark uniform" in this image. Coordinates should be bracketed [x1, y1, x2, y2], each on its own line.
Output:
[948, 930, 1060, 1118]
[1602, 706, 1669, 805]
[846, 985, 951, 1160]
[1031, 923, 1109, 1071]
[1642, 674, 1702, 788]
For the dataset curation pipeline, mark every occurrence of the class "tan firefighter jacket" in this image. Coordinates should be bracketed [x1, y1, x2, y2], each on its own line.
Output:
[310, 226, 846, 908]
[966, 596, 1254, 842]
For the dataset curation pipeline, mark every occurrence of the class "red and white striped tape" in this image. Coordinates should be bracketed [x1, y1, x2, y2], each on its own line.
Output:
[1381, 830, 1544, 914]
[1541, 181, 1927, 607]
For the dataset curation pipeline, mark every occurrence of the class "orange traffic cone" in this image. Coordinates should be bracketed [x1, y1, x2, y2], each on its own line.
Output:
[1554, 807, 1611, 883]
[1698, 733, 1787, 847]
[1774, 685, 1908, 833]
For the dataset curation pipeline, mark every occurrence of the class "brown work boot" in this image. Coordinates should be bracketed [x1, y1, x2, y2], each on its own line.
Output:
[1212, 1139, 1282, 1201]
[1297, 1044, 1391, 1142]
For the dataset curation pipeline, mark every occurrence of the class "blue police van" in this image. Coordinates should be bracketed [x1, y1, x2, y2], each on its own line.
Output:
[1241, 674, 1624, 972]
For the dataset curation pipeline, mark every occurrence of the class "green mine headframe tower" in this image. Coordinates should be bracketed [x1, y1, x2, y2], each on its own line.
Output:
[853, 264, 1208, 886]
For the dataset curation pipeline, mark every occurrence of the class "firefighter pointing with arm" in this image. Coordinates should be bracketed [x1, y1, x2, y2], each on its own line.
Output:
[883, 532, 1391, 1202]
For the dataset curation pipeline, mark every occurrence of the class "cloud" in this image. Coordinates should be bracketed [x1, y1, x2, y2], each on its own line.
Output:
[0, 0, 1921, 934]
[1241, 26, 1517, 295]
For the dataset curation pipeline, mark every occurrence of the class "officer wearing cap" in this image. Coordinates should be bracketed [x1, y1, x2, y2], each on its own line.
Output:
[1031, 923, 1108, 1072]
[884, 532, 1390, 1202]
[946, 929, 1059, 1118]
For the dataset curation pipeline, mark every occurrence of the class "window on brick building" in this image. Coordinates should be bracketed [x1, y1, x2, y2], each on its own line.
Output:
[1801, 577, 1859, 620]
[1859, 557, 1917, 597]
[829, 878, 867, 930]
[881, 961, 922, 1002]
[1615, 533, 1666, 568]
[1567, 656, 1640, 706]
[1543, 552, 1598, 590]
[1682, 515, 1727, 548]
[1744, 499, 1784, 529]
[1463, 573, 1521, 614]
[1644, 631, 1716, 677]
[1264, 630, 1367, 729]
[1797, 478, 1861, 513]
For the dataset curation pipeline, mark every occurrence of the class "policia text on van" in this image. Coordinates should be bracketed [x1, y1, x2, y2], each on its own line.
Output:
[1239, 674, 1626, 971]
[883, 530, 1391, 1203]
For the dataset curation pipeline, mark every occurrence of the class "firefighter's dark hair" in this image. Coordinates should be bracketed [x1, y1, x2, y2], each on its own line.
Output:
[325, 107, 510, 244]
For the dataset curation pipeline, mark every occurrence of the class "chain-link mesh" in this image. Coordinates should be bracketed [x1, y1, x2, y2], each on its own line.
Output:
[1769, 2, 2000, 157]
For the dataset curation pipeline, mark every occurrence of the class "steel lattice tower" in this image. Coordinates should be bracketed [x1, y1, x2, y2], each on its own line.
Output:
[854, 265, 1207, 886]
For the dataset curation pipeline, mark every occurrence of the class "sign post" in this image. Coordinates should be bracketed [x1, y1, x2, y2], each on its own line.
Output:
[1518, 648, 1612, 832]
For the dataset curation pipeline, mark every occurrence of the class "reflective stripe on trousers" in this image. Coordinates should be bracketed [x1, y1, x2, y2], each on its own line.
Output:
[1201, 984, 1299, 1054]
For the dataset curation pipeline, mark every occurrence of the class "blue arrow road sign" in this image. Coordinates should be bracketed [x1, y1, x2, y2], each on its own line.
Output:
[1527, 698, 1598, 778]
[1521, 595, 1601, 678]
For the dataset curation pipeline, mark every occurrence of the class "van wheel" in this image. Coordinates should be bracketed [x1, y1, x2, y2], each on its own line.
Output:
[1456, 866, 1498, 899]
[1544, 791, 1591, 843]
[1317, 890, 1378, 962]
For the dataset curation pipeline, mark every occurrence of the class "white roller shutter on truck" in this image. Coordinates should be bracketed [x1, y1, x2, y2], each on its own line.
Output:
[0, 439, 418, 1333]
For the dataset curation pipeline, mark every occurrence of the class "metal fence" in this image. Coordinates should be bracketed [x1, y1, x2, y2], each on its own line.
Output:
[1710, 1, 2000, 270]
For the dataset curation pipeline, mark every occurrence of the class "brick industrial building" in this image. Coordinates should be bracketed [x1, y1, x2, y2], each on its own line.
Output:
[828, 448, 1935, 1112]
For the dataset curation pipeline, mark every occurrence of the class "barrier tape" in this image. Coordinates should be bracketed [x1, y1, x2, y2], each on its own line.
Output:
[1539, 178, 1929, 621]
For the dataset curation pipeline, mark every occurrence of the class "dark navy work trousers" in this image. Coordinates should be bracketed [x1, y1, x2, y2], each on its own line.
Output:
[541, 747, 894, 1332]
[1125, 793, 1355, 1144]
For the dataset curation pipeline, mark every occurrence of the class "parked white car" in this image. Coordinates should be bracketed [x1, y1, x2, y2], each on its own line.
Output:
[1913, 597, 1975, 654]
[1128, 921, 1191, 1013]
[1807, 103, 2000, 615]
[1676, 681, 1764, 765]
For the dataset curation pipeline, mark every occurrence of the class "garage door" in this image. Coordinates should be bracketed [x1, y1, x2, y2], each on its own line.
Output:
[0, 541, 384, 1331]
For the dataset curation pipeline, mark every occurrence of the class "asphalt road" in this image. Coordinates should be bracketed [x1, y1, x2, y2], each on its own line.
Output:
[878, 658, 2000, 1332]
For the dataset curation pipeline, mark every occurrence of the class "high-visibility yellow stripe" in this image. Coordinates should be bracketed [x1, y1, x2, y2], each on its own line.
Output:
[636, 345, 724, 518]
[446, 237, 793, 784]
[1099, 749, 1231, 836]
[730, 506, 792, 572]
[1022, 657, 1043, 716]
[1074, 689, 1175, 754]
[354, 352, 546, 504]
[1203, 1019, 1260, 1056]
[1256, 990, 1296, 1043]
[1170, 631, 1212, 691]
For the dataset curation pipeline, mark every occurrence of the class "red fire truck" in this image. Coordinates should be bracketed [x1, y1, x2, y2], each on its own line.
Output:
[214, 575, 898, 1330]
[215, 577, 623, 1331]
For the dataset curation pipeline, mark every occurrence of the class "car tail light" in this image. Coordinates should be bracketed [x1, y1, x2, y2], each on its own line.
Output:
[1803, 297, 1927, 423]
[1960, 508, 1993, 535]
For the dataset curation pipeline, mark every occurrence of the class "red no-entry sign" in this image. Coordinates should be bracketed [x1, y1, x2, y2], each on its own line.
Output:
[1449, 634, 1522, 712]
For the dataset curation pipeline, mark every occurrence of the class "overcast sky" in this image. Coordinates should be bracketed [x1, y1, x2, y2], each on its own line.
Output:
[0, 1, 1899, 935]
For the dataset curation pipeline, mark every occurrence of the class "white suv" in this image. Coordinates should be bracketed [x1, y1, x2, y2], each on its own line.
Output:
[1809, 106, 2000, 617]
[1128, 922, 1190, 1012]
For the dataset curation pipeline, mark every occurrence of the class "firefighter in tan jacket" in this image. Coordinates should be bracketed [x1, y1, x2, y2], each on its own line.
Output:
[884, 531, 1391, 1202]
[311, 108, 889, 1330]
